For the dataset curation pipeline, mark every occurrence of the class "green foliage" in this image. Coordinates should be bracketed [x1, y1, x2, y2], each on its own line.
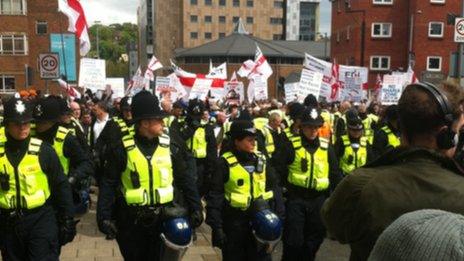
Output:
[88, 23, 138, 78]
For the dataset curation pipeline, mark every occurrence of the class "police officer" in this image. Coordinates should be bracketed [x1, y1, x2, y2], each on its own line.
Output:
[373, 105, 401, 157]
[97, 91, 203, 260]
[206, 119, 283, 261]
[179, 99, 217, 197]
[33, 97, 93, 213]
[334, 116, 374, 176]
[113, 96, 134, 137]
[358, 102, 379, 144]
[282, 107, 342, 261]
[59, 98, 91, 155]
[0, 97, 77, 260]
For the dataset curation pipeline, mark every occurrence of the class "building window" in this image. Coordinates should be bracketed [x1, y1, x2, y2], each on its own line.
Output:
[370, 56, 391, 70]
[0, 0, 26, 15]
[373, 0, 393, 4]
[0, 34, 27, 55]
[36, 21, 47, 35]
[427, 56, 442, 71]
[428, 22, 444, 38]
[0, 75, 15, 91]
[273, 34, 283, 40]
[190, 0, 197, 5]
[430, 0, 445, 3]
[233, 16, 240, 23]
[205, 32, 212, 39]
[190, 15, 198, 23]
[371, 23, 392, 38]
[219, 16, 226, 23]
[219, 0, 226, 6]
[274, 1, 284, 8]
[204, 0, 212, 6]
[190, 32, 198, 39]
[205, 15, 212, 23]
[219, 33, 226, 38]
[246, 0, 253, 7]
[270, 18, 283, 25]
[233, 0, 240, 7]
[246, 17, 253, 24]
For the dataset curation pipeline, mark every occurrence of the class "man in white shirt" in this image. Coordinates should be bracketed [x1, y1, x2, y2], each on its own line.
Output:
[92, 101, 110, 144]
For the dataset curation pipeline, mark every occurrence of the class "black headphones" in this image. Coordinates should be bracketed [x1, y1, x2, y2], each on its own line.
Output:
[413, 82, 456, 150]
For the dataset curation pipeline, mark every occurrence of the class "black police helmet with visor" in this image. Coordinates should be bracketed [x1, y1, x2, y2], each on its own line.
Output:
[131, 90, 167, 121]
[410, 82, 456, 150]
[230, 120, 257, 141]
[3, 97, 33, 124]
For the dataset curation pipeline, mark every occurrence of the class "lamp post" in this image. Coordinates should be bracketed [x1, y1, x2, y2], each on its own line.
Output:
[95, 20, 101, 59]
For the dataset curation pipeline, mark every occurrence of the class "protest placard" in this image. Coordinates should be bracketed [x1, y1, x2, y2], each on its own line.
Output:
[105, 78, 125, 99]
[298, 69, 323, 101]
[78, 58, 106, 92]
[224, 80, 244, 105]
[189, 78, 212, 100]
[341, 76, 363, 102]
[284, 82, 299, 103]
[252, 75, 268, 101]
[381, 75, 404, 105]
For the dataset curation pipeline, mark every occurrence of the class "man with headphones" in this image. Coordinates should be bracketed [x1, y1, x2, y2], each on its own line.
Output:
[321, 82, 464, 261]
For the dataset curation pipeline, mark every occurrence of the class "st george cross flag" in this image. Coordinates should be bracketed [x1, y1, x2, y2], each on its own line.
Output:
[407, 65, 419, 84]
[329, 59, 342, 101]
[144, 55, 163, 81]
[58, 78, 81, 99]
[237, 46, 273, 79]
[58, 0, 91, 56]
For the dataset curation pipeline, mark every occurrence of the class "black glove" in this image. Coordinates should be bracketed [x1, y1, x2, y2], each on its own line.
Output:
[212, 228, 227, 249]
[59, 217, 79, 246]
[190, 210, 204, 228]
[99, 219, 118, 240]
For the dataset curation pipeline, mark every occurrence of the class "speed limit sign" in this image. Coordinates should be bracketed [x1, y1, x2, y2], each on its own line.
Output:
[454, 18, 464, 43]
[38, 53, 60, 79]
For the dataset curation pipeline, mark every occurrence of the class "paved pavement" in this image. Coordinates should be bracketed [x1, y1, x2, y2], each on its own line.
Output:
[59, 195, 350, 261]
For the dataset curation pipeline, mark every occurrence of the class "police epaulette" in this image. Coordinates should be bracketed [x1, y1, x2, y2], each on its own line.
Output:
[223, 152, 238, 166]
[122, 137, 136, 151]
[28, 139, 42, 155]
[159, 135, 170, 148]
[320, 138, 329, 150]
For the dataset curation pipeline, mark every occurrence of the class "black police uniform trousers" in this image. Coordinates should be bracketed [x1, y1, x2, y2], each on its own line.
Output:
[222, 207, 272, 261]
[0, 205, 59, 261]
[195, 158, 209, 198]
[282, 194, 327, 261]
[115, 203, 165, 261]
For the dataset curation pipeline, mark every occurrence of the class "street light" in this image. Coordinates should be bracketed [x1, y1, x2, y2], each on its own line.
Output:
[94, 20, 101, 59]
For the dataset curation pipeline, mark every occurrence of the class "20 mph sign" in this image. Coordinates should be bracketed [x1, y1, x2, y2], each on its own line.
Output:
[455, 18, 464, 43]
[39, 53, 60, 79]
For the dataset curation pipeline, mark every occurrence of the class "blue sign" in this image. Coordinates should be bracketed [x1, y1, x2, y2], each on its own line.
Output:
[50, 34, 77, 82]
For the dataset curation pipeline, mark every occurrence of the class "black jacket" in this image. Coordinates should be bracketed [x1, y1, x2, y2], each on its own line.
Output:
[372, 123, 400, 158]
[4, 135, 74, 218]
[206, 149, 284, 230]
[96, 133, 202, 224]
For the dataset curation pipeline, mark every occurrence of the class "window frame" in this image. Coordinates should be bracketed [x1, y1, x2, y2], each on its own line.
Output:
[190, 32, 198, 39]
[372, 0, 393, 5]
[426, 56, 442, 72]
[0, 75, 15, 92]
[430, 0, 445, 4]
[190, 0, 198, 5]
[190, 15, 198, 23]
[0, 0, 26, 15]
[204, 0, 212, 6]
[246, 0, 253, 7]
[219, 0, 226, 6]
[36, 21, 48, 35]
[219, 16, 226, 23]
[371, 23, 392, 38]
[370, 56, 391, 71]
[0, 34, 27, 55]
[428, 22, 444, 38]
[233, 0, 240, 7]
[204, 15, 212, 23]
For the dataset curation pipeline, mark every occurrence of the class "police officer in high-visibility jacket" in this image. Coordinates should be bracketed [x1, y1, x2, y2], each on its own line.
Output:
[179, 99, 217, 197]
[282, 107, 342, 261]
[33, 97, 93, 213]
[113, 96, 134, 138]
[358, 103, 379, 144]
[206, 119, 284, 261]
[0, 97, 77, 260]
[97, 91, 203, 260]
[334, 116, 374, 176]
[373, 105, 401, 157]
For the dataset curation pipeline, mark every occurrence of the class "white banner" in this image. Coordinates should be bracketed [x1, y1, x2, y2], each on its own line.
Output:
[284, 82, 299, 104]
[381, 75, 404, 105]
[340, 76, 363, 103]
[304, 54, 368, 101]
[105, 78, 125, 99]
[298, 69, 323, 102]
[251, 75, 268, 101]
[189, 78, 212, 100]
[224, 81, 244, 105]
[78, 58, 106, 92]
[130, 75, 150, 95]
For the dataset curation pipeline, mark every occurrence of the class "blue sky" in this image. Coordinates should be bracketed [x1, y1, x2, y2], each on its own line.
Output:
[84, 0, 331, 34]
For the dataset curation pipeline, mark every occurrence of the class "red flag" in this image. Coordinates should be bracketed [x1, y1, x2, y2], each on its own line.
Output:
[408, 65, 419, 84]
[329, 60, 341, 100]
[374, 73, 383, 90]
[58, 0, 90, 56]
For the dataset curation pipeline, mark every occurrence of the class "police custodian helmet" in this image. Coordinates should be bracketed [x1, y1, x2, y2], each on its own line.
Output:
[4, 97, 33, 124]
[131, 90, 167, 121]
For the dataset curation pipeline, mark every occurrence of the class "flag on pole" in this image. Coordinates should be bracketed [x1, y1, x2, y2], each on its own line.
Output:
[237, 46, 273, 79]
[374, 73, 383, 90]
[207, 62, 227, 80]
[58, 0, 91, 56]
[144, 55, 163, 81]
[58, 78, 81, 99]
[407, 65, 419, 84]
[329, 59, 341, 100]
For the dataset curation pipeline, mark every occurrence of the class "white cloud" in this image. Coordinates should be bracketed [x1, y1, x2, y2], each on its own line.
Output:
[80, 0, 137, 25]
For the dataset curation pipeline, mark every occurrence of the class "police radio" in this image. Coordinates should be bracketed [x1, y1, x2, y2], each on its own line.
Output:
[301, 158, 308, 173]
[131, 165, 141, 189]
[256, 157, 265, 173]
[0, 165, 9, 191]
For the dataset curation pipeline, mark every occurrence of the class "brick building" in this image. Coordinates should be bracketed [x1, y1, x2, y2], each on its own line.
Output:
[0, 0, 78, 94]
[138, 0, 288, 66]
[331, 0, 460, 86]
